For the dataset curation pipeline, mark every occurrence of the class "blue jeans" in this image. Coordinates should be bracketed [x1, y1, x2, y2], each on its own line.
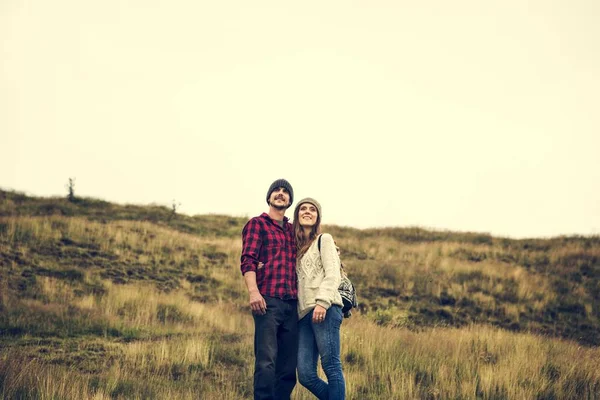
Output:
[297, 305, 345, 400]
[252, 296, 298, 400]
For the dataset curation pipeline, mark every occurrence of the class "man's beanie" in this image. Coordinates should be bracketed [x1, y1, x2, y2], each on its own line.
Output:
[266, 179, 294, 206]
[295, 197, 322, 218]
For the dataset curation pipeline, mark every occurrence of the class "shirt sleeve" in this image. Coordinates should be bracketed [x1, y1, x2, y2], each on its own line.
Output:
[240, 218, 262, 276]
[315, 233, 341, 309]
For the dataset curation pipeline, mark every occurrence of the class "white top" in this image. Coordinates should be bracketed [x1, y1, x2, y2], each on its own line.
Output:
[296, 233, 343, 320]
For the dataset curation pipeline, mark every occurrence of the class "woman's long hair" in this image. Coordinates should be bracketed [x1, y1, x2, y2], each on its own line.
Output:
[293, 203, 321, 260]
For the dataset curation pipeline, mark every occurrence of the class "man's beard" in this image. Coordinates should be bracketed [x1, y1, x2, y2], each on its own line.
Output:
[270, 200, 288, 210]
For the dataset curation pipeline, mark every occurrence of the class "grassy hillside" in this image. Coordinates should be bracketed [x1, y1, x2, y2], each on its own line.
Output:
[1, 189, 599, 399]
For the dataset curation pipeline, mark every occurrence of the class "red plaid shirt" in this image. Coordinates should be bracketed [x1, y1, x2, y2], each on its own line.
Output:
[240, 213, 297, 300]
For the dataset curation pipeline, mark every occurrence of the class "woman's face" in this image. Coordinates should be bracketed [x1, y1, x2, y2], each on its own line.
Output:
[297, 203, 318, 228]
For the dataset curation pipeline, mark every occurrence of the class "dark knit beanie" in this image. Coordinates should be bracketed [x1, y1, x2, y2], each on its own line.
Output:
[266, 179, 294, 206]
[295, 197, 322, 218]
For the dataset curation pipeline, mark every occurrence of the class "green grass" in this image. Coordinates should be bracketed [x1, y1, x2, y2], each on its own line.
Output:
[1, 188, 600, 399]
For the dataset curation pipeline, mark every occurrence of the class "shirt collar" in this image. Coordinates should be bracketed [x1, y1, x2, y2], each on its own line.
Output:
[261, 212, 289, 224]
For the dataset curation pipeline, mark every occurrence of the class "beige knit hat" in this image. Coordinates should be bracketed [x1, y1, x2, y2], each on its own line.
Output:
[295, 197, 322, 218]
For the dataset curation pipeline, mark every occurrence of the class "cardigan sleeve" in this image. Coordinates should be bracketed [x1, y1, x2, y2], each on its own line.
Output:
[315, 233, 341, 309]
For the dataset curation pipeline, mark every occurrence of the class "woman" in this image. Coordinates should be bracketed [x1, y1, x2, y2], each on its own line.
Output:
[293, 197, 345, 400]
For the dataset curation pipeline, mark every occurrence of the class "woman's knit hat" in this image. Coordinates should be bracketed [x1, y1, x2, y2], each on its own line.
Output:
[295, 197, 322, 218]
[266, 179, 294, 206]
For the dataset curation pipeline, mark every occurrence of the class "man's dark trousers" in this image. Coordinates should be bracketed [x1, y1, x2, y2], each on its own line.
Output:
[253, 296, 299, 400]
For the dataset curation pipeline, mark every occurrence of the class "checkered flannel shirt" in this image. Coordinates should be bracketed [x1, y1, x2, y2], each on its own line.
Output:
[240, 213, 297, 300]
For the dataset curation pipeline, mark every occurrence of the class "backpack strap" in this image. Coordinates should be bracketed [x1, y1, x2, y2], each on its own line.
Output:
[318, 234, 346, 278]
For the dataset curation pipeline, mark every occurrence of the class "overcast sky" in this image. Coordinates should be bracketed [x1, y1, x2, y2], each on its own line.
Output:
[2, 1, 599, 238]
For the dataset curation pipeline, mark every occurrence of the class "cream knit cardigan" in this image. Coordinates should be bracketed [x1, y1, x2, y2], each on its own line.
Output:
[296, 233, 343, 320]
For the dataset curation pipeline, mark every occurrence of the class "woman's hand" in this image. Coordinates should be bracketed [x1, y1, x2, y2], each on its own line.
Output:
[312, 305, 327, 323]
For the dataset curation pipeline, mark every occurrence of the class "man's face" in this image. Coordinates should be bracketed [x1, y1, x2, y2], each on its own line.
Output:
[269, 187, 291, 210]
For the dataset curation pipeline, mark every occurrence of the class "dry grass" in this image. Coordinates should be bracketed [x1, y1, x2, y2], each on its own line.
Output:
[2, 278, 600, 399]
[1, 206, 600, 399]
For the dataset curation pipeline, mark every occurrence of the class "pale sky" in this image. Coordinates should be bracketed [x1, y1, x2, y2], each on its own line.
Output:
[2, 1, 599, 238]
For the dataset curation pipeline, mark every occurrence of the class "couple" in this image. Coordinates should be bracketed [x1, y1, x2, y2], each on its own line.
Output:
[240, 179, 346, 400]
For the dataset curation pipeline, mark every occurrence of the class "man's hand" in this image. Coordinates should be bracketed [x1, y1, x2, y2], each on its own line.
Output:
[312, 305, 327, 323]
[243, 271, 266, 315]
[249, 289, 267, 315]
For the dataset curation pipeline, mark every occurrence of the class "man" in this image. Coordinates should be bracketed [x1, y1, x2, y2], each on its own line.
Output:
[240, 179, 298, 400]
